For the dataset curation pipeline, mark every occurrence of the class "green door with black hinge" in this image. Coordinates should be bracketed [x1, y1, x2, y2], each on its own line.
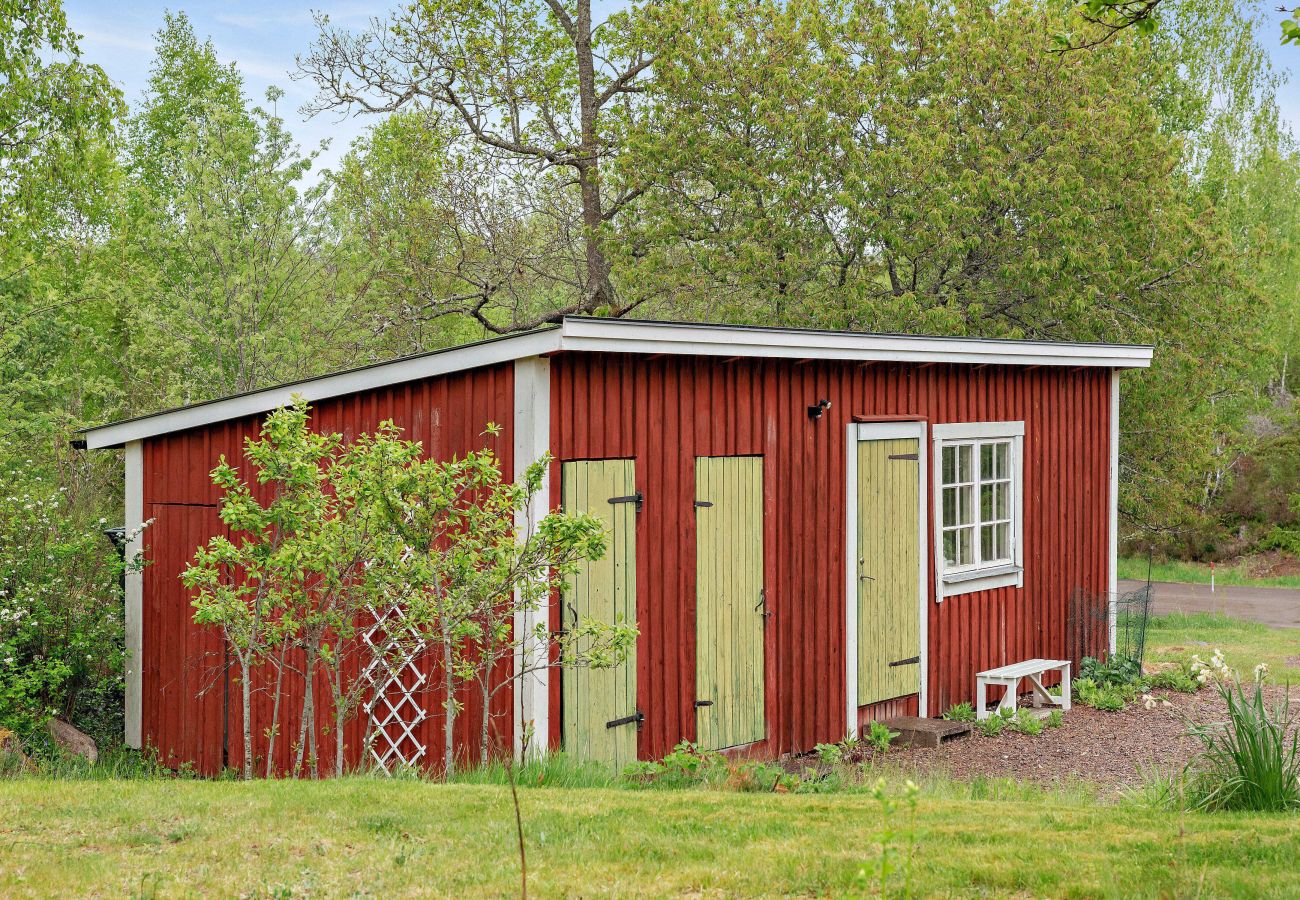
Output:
[561, 459, 639, 769]
[694, 455, 766, 751]
[857, 438, 922, 705]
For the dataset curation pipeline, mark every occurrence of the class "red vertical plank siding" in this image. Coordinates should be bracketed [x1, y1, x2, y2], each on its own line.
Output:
[139, 349, 1112, 772]
[138, 364, 515, 776]
[550, 353, 1112, 760]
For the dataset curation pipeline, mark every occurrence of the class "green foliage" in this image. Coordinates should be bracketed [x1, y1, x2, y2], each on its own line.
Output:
[1184, 676, 1300, 812]
[975, 714, 1006, 737]
[0, 458, 136, 748]
[942, 702, 976, 723]
[855, 777, 921, 900]
[622, 741, 729, 789]
[1073, 677, 1132, 712]
[1080, 655, 1142, 688]
[865, 721, 900, 753]
[1143, 660, 1201, 694]
[814, 742, 844, 765]
[1009, 710, 1045, 736]
[1046, 710, 1065, 729]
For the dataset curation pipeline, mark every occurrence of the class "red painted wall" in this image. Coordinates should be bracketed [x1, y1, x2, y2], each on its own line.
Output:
[137, 349, 1112, 774]
[139, 364, 516, 776]
[547, 353, 1111, 760]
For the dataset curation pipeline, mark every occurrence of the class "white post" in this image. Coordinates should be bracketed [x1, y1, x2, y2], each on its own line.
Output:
[1108, 371, 1119, 657]
[124, 440, 144, 749]
[844, 424, 859, 739]
[513, 356, 551, 760]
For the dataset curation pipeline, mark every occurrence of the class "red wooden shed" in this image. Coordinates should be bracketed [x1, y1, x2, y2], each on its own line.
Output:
[82, 318, 1152, 775]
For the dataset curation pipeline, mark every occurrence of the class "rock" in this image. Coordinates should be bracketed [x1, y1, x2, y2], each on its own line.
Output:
[46, 718, 98, 764]
[0, 727, 35, 772]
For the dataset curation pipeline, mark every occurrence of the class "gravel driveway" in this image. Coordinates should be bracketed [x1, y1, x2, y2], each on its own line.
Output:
[1120, 579, 1300, 629]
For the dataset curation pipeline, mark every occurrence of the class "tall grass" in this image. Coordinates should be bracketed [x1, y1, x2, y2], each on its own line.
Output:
[1184, 679, 1300, 812]
[1118, 557, 1300, 589]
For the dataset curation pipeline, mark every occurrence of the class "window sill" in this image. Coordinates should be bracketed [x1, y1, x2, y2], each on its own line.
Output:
[940, 564, 1022, 599]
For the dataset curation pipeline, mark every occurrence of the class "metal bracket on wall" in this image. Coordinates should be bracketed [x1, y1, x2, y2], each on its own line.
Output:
[608, 491, 644, 511]
[889, 656, 921, 667]
[694, 699, 714, 708]
[606, 710, 645, 730]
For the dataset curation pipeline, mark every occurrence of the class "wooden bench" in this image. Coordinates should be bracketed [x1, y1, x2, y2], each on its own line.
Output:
[976, 659, 1071, 721]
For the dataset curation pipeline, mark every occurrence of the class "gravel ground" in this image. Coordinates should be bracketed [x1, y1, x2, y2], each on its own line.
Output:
[875, 685, 1297, 792]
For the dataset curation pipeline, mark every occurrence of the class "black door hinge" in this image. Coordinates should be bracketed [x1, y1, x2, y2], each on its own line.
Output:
[888, 452, 919, 461]
[888, 655, 921, 667]
[608, 491, 644, 511]
[694, 500, 713, 508]
[694, 699, 714, 708]
[606, 710, 644, 730]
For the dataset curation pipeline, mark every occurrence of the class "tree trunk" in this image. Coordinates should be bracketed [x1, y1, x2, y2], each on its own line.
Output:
[442, 622, 456, 777]
[264, 647, 287, 779]
[573, 0, 613, 309]
[294, 643, 317, 778]
[334, 665, 345, 778]
[480, 669, 492, 768]
[240, 654, 253, 780]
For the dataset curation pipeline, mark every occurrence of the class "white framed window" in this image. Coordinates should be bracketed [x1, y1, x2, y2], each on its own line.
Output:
[932, 421, 1024, 599]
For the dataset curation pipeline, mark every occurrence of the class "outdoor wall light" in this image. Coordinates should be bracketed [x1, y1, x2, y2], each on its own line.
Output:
[808, 398, 832, 420]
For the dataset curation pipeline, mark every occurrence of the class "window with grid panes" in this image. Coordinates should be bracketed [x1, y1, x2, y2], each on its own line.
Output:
[939, 438, 1015, 574]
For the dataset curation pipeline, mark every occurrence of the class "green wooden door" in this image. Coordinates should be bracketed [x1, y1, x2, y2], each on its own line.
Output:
[856, 438, 922, 705]
[561, 459, 638, 769]
[694, 455, 766, 751]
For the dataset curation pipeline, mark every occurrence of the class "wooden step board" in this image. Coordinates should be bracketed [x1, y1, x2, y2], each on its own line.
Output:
[883, 716, 971, 749]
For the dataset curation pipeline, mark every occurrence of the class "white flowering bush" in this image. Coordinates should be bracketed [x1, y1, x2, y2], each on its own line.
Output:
[0, 463, 137, 749]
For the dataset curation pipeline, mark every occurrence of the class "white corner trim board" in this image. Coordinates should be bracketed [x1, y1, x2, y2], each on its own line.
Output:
[512, 356, 551, 759]
[1108, 371, 1120, 656]
[124, 440, 143, 749]
[81, 318, 1153, 449]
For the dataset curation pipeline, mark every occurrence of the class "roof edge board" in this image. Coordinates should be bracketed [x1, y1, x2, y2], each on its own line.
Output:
[83, 329, 562, 449]
[558, 320, 1154, 368]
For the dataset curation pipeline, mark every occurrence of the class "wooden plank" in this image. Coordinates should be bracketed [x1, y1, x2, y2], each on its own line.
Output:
[561, 460, 638, 770]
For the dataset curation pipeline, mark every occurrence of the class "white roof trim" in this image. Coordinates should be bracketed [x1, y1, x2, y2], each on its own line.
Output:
[82, 317, 1152, 448]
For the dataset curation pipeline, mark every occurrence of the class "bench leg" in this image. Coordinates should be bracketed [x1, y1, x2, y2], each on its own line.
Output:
[977, 679, 988, 721]
[998, 682, 1017, 717]
[1060, 662, 1072, 712]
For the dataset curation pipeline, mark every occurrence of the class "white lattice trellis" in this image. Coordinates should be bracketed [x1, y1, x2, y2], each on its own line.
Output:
[361, 604, 428, 773]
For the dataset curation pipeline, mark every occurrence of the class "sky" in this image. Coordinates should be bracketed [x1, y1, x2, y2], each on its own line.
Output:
[64, 0, 1300, 179]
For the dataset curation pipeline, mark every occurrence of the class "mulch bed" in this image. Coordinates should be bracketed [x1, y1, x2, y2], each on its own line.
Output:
[865, 686, 1297, 793]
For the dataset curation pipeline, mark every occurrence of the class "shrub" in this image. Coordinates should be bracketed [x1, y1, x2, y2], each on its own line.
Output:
[942, 702, 976, 722]
[1045, 710, 1064, 728]
[1184, 677, 1300, 812]
[975, 714, 1006, 737]
[1144, 665, 1200, 694]
[0, 469, 137, 750]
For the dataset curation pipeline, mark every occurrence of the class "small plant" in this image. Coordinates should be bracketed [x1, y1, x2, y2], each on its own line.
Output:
[975, 714, 1006, 737]
[942, 702, 976, 723]
[1183, 673, 1299, 812]
[1080, 654, 1141, 687]
[621, 741, 728, 788]
[1045, 709, 1064, 728]
[1144, 668, 1199, 694]
[865, 721, 900, 753]
[729, 760, 797, 792]
[857, 778, 921, 899]
[1074, 676, 1128, 712]
[1009, 709, 1044, 736]
[814, 742, 844, 765]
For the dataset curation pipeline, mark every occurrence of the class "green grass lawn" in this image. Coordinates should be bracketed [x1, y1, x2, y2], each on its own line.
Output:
[3, 613, 1298, 897]
[2, 778, 1299, 898]
[1118, 556, 1300, 588]
[1145, 612, 1300, 681]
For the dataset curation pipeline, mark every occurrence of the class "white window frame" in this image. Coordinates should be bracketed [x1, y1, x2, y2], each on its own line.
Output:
[932, 421, 1025, 601]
